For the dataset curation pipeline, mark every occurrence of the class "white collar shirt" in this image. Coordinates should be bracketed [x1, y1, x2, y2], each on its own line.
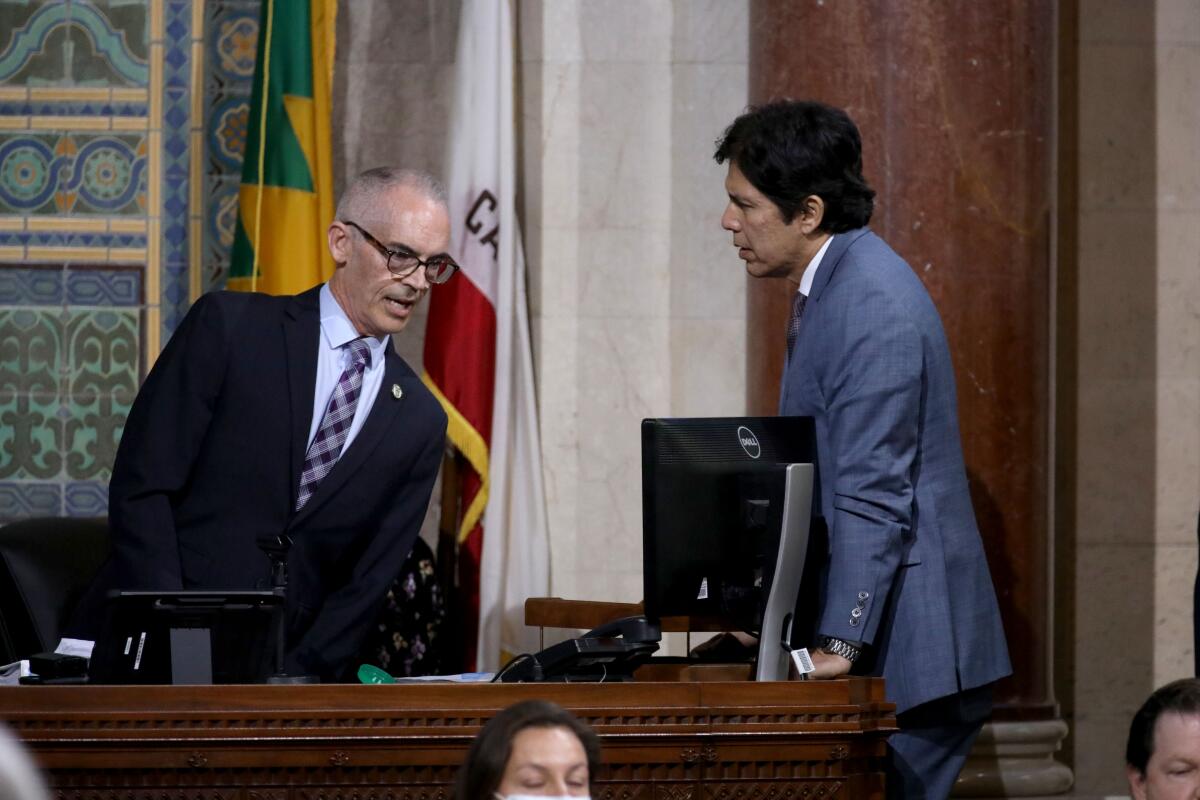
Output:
[798, 234, 834, 298]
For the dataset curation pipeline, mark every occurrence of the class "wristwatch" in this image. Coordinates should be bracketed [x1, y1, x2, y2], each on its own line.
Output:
[820, 636, 862, 663]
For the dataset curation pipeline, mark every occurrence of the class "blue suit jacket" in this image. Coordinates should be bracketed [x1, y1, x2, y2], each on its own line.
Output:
[72, 286, 447, 680]
[780, 229, 1010, 713]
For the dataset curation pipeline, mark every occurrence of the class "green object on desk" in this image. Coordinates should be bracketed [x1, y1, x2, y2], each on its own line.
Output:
[357, 664, 395, 684]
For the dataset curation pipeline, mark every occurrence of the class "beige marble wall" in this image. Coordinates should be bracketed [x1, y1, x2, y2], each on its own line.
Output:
[331, 0, 461, 550]
[332, 0, 749, 608]
[332, 0, 460, 372]
[1071, 0, 1200, 794]
[519, 0, 750, 608]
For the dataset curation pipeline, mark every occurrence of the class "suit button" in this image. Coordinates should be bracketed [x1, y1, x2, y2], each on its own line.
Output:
[858, 591, 869, 601]
[850, 618, 860, 627]
[851, 608, 862, 618]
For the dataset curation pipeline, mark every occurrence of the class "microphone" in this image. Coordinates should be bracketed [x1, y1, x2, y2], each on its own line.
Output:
[255, 533, 318, 684]
[257, 533, 293, 589]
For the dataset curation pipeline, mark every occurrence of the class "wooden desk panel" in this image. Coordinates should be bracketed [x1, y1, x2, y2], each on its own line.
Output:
[2, 679, 896, 800]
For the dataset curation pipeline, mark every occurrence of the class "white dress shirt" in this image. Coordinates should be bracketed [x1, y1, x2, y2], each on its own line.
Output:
[798, 234, 835, 298]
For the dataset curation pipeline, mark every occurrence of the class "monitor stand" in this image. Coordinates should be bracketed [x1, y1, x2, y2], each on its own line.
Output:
[168, 627, 214, 684]
[755, 462, 815, 681]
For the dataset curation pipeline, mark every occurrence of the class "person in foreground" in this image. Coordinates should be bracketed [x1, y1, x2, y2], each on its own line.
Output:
[0, 725, 48, 800]
[714, 99, 1011, 798]
[455, 699, 600, 800]
[70, 167, 453, 681]
[1127, 678, 1200, 800]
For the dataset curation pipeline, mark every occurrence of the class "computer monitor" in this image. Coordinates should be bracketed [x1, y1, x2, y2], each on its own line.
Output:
[641, 416, 819, 680]
[88, 590, 282, 684]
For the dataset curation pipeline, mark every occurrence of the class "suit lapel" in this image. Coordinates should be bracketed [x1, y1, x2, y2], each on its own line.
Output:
[284, 288, 322, 509]
[290, 348, 414, 523]
[780, 228, 871, 412]
[808, 227, 870, 304]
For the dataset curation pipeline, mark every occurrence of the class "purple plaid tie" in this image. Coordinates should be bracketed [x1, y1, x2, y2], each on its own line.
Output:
[786, 292, 808, 356]
[296, 338, 372, 511]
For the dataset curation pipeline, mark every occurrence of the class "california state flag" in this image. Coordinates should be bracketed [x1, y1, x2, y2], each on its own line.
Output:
[423, 0, 550, 671]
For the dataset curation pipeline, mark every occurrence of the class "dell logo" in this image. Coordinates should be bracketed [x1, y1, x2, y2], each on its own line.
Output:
[736, 426, 761, 459]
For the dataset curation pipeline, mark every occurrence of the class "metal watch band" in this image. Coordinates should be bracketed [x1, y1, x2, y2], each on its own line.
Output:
[821, 636, 862, 663]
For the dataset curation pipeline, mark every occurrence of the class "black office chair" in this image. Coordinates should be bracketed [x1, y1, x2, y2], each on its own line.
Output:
[0, 517, 110, 664]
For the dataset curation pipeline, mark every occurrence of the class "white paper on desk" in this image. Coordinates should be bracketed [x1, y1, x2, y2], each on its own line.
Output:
[392, 672, 494, 683]
[0, 660, 31, 685]
[55, 638, 94, 659]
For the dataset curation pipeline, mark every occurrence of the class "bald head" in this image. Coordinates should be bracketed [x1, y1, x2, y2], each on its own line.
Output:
[335, 167, 448, 227]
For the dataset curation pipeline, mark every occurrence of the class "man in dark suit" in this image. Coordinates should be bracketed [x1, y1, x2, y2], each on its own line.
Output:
[72, 167, 453, 681]
[715, 101, 1011, 798]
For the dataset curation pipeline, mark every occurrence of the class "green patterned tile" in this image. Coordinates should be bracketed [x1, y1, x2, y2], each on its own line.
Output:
[63, 308, 137, 480]
[0, 0, 149, 87]
[0, 132, 148, 216]
[63, 391, 127, 480]
[65, 308, 138, 396]
[0, 2, 45, 84]
[0, 308, 64, 397]
[0, 308, 65, 479]
[0, 392, 64, 480]
[86, 1, 151, 62]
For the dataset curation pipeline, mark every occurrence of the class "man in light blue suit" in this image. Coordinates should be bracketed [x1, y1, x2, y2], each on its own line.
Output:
[715, 100, 1011, 799]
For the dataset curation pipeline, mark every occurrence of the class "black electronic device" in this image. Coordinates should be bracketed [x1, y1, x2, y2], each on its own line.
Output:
[88, 590, 282, 684]
[18, 651, 90, 684]
[641, 416, 820, 680]
[30, 651, 88, 680]
[255, 532, 317, 683]
[497, 616, 660, 682]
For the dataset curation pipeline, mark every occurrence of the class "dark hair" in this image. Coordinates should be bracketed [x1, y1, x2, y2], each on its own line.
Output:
[1126, 678, 1200, 773]
[454, 700, 602, 800]
[714, 99, 875, 232]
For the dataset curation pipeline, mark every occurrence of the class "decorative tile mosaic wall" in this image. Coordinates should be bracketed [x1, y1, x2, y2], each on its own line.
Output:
[203, 0, 257, 293]
[0, 0, 256, 521]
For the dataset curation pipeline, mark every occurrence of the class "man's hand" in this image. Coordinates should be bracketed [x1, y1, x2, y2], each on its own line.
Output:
[807, 648, 852, 679]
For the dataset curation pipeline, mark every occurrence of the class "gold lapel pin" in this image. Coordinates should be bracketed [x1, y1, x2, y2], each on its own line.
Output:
[392, 384, 403, 400]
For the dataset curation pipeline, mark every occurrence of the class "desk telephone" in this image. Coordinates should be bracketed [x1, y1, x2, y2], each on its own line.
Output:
[497, 616, 660, 682]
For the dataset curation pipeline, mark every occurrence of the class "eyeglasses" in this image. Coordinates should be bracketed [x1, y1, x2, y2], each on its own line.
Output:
[341, 220, 458, 284]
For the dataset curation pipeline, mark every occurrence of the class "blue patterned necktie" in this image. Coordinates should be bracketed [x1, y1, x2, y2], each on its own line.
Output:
[296, 338, 372, 511]
[786, 292, 808, 356]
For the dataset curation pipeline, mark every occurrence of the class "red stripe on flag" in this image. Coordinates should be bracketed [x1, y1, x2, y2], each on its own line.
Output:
[425, 273, 497, 442]
[424, 271, 496, 671]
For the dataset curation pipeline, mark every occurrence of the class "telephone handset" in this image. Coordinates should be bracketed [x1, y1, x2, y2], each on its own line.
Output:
[496, 616, 661, 682]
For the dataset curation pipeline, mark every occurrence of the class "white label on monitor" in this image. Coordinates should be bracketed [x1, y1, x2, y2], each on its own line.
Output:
[697, 577, 709, 600]
[133, 632, 146, 671]
[123, 636, 132, 656]
[790, 647, 815, 676]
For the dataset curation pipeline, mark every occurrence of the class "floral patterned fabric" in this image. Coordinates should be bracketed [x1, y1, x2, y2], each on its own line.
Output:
[357, 536, 445, 677]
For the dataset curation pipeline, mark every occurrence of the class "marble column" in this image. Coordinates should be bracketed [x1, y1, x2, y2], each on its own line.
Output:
[746, 1, 1071, 795]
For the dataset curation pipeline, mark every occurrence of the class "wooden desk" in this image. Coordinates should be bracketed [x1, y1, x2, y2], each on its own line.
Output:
[3, 679, 895, 799]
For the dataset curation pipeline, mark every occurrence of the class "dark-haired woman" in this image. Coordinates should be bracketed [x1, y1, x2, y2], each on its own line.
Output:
[455, 699, 600, 800]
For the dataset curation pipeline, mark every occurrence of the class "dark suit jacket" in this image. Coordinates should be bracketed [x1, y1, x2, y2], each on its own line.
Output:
[74, 286, 447, 680]
[780, 229, 1011, 714]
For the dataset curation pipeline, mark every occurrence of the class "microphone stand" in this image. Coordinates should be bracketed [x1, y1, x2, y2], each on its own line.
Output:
[257, 534, 319, 684]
